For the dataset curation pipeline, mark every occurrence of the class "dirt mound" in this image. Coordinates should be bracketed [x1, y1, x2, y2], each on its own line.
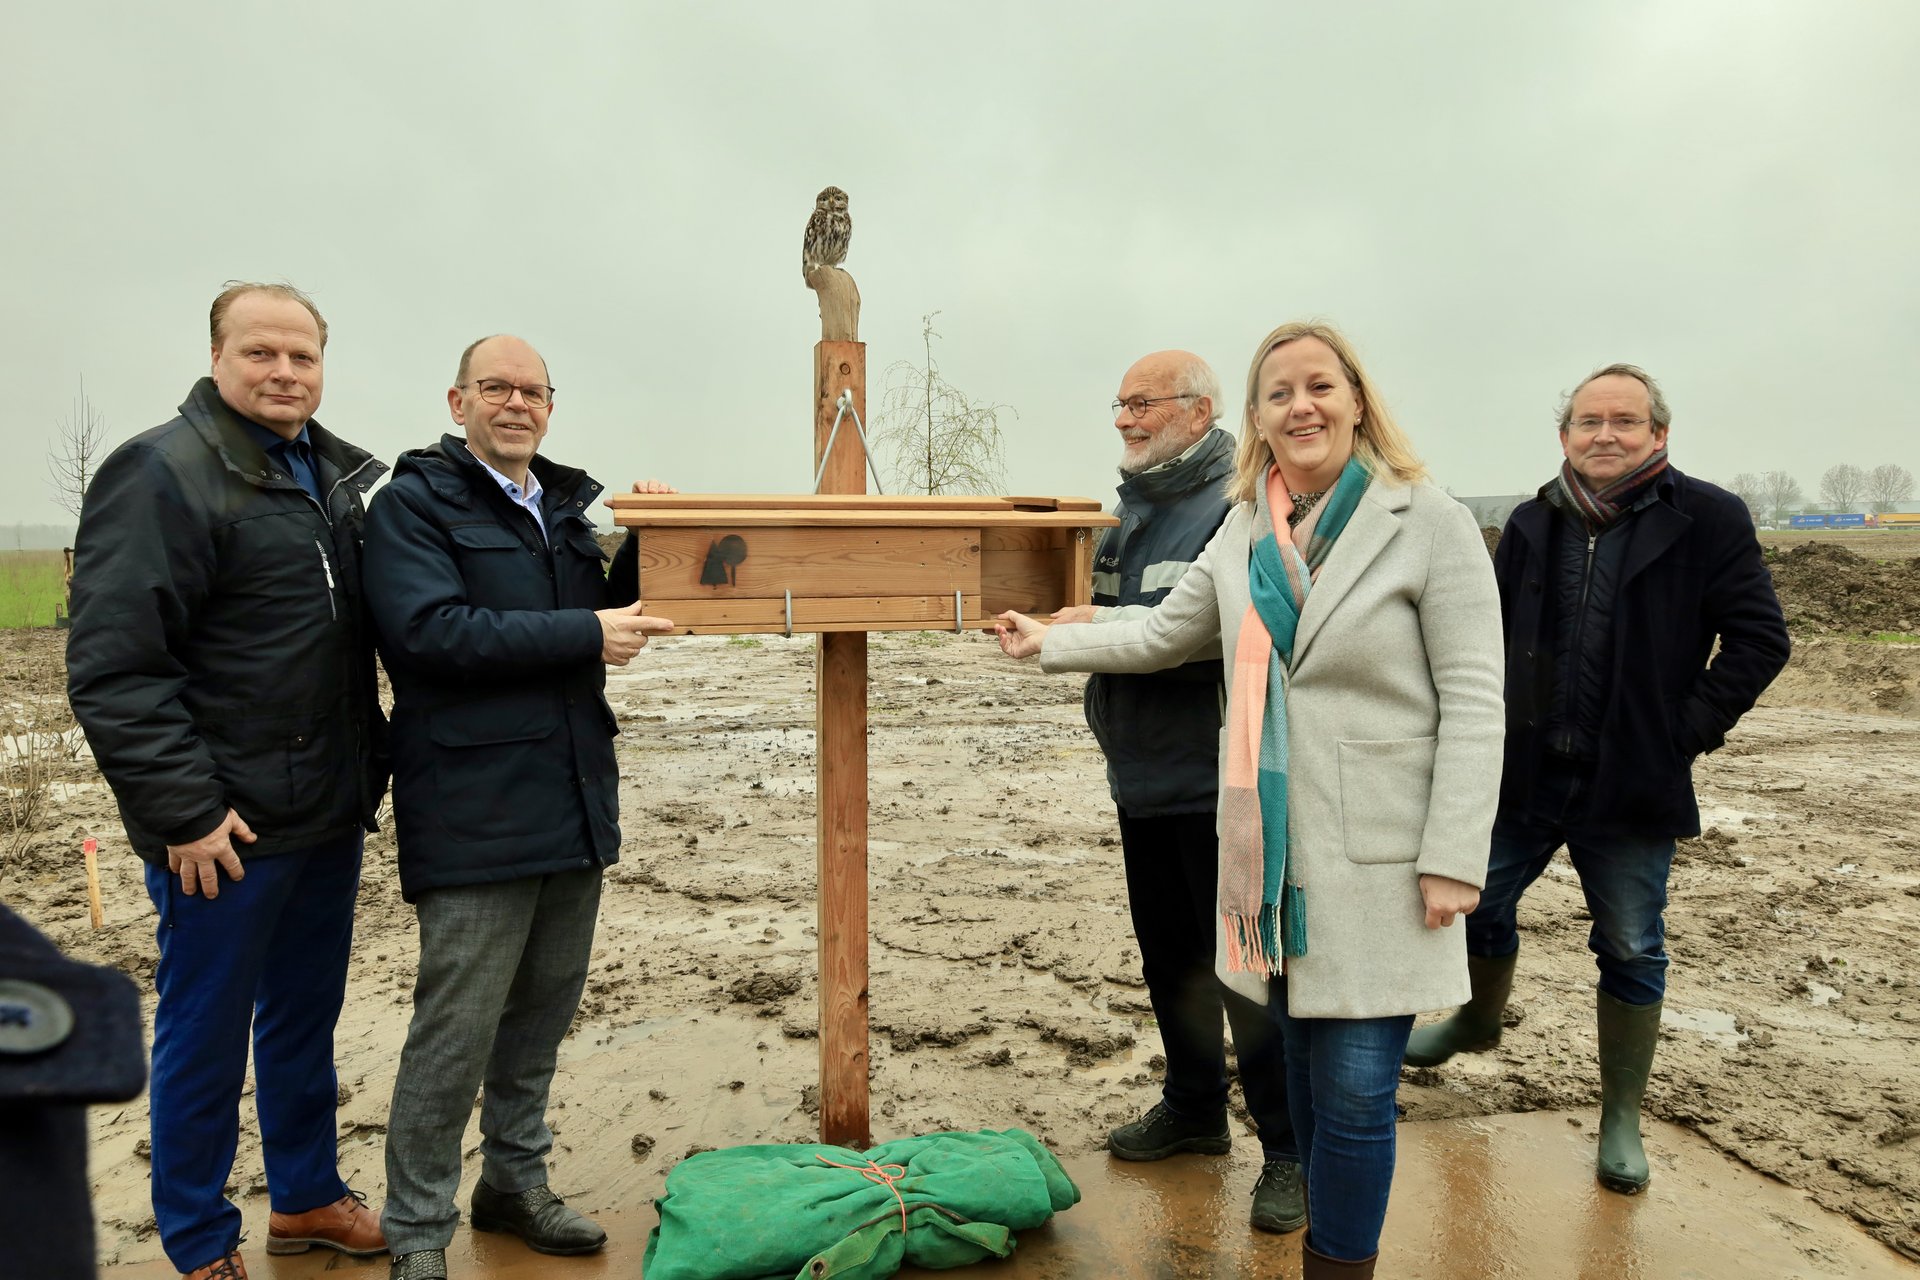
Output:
[1765, 543, 1920, 636]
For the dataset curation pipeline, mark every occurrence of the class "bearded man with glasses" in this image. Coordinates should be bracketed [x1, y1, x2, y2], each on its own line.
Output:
[1404, 363, 1789, 1197]
[1051, 351, 1304, 1234]
[361, 335, 676, 1280]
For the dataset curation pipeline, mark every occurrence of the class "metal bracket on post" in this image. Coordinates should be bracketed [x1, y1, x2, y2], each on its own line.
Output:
[784, 589, 794, 639]
[954, 589, 964, 634]
[813, 389, 887, 496]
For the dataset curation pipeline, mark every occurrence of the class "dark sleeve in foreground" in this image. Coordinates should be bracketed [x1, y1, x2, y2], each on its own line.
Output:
[65, 443, 230, 845]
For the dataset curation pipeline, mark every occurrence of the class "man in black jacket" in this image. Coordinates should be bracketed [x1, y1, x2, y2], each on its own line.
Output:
[67, 283, 391, 1279]
[364, 335, 674, 1280]
[1404, 363, 1789, 1196]
[1055, 350, 1301, 1234]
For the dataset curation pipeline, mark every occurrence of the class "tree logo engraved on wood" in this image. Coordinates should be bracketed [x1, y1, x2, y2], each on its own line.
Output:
[700, 534, 749, 587]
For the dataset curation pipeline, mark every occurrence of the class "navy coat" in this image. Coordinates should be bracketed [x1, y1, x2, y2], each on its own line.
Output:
[362, 437, 637, 900]
[1494, 466, 1790, 838]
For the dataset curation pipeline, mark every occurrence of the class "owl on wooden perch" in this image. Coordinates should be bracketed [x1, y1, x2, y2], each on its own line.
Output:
[801, 185, 860, 342]
[802, 186, 852, 282]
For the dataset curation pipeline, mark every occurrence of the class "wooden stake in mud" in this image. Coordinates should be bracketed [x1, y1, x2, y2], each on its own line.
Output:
[813, 340, 871, 1149]
[82, 836, 104, 928]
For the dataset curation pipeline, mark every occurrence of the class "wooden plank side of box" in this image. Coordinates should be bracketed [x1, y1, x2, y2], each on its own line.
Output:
[980, 526, 1091, 617]
[614, 508, 1111, 529]
[608, 492, 1023, 513]
[648, 594, 983, 635]
[637, 527, 982, 601]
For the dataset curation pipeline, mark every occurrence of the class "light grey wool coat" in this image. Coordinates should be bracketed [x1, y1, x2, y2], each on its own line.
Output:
[1041, 476, 1505, 1019]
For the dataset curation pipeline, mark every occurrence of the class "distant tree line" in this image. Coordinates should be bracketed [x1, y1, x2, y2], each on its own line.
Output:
[1725, 464, 1914, 524]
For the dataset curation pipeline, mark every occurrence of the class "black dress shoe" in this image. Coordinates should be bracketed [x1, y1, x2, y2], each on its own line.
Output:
[469, 1181, 607, 1256]
[390, 1249, 447, 1280]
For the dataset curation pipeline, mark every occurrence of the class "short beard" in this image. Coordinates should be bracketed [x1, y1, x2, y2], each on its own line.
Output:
[1121, 425, 1202, 475]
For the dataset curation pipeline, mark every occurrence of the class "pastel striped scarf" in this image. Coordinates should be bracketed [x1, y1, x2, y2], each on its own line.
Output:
[1219, 457, 1370, 976]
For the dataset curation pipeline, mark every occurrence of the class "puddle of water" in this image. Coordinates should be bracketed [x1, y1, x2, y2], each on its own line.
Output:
[1665, 1006, 1747, 1046]
[99, 1110, 1917, 1280]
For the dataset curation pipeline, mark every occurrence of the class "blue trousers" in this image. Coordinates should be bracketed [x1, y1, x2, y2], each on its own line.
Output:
[1467, 761, 1676, 1007]
[1274, 985, 1412, 1263]
[1118, 810, 1295, 1161]
[143, 834, 361, 1273]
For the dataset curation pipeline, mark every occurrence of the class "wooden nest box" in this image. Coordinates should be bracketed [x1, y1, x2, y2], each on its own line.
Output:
[604, 493, 1119, 635]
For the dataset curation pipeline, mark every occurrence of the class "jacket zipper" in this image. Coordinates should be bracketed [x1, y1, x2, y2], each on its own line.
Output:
[315, 539, 338, 621]
[1557, 529, 1599, 754]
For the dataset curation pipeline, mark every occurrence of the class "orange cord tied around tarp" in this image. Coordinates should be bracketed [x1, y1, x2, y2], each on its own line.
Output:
[815, 1154, 911, 1234]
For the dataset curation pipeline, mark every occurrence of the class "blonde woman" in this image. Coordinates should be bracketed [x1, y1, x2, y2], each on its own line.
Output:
[995, 322, 1503, 1277]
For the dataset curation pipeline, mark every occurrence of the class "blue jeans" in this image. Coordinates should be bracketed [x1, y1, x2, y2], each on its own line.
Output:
[143, 834, 361, 1273]
[1274, 982, 1412, 1263]
[1467, 760, 1675, 1007]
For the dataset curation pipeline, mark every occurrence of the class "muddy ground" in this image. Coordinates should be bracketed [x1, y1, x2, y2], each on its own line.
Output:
[2, 537, 1917, 1268]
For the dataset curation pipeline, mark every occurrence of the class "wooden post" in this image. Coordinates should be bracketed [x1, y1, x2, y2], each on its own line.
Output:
[812, 339, 870, 1149]
[82, 836, 104, 928]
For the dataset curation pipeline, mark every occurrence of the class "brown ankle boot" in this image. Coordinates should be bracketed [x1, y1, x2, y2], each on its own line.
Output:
[1303, 1240, 1378, 1278]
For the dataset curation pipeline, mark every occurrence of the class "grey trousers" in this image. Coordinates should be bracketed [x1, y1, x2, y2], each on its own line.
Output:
[381, 867, 601, 1255]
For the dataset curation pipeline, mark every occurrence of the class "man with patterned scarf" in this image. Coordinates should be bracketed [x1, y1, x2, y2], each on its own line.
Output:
[1405, 363, 1790, 1195]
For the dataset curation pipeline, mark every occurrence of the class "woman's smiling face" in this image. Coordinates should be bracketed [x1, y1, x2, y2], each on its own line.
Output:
[1251, 335, 1362, 492]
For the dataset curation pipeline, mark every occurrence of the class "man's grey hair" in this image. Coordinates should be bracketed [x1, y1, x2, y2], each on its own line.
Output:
[1172, 355, 1222, 427]
[1558, 362, 1671, 434]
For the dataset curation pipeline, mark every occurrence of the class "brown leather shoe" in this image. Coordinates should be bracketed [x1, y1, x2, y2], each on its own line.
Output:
[267, 1189, 388, 1256]
[181, 1251, 247, 1280]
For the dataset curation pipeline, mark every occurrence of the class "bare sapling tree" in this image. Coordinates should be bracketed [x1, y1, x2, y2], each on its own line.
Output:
[1865, 463, 1915, 515]
[1727, 472, 1766, 524]
[48, 378, 108, 522]
[1819, 463, 1868, 512]
[1760, 470, 1804, 524]
[872, 313, 1011, 496]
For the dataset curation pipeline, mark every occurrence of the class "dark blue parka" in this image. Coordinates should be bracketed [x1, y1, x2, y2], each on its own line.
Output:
[67, 379, 388, 865]
[362, 436, 638, 900]
[1082, 427, 1236, 816]
[1494, 466, 1790, 838]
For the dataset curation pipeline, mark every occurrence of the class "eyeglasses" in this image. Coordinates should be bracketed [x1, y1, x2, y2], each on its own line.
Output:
[1111, 394, 1196, 420]
[463, 379, 556, 409]
[1570, 416, 1650, 433]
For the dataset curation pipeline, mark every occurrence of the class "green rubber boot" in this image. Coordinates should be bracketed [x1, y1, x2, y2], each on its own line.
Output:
[1596, 990, 1663, 1194]
[1402, 951, 1517, 1068]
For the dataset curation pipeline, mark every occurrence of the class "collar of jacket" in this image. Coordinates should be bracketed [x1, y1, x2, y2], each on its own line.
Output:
[1117, 426, 1235, 506]
[1520, 465, 1687, 546]
[178, 376, 386, 497]
[1284, 473, 1412, 667]
[399, 433, 603, 521]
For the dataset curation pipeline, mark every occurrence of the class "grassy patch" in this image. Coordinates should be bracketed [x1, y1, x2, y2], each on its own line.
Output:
[1863, 631, 1920, 644]
[726, 634, 763, 648]
[0, 551, 67, 629]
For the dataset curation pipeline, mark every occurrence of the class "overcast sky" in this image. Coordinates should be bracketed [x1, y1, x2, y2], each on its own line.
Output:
[6, 1, 1915, 529]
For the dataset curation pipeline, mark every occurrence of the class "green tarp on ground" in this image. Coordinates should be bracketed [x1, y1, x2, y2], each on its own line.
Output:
[642, 1127, 1080, 1279]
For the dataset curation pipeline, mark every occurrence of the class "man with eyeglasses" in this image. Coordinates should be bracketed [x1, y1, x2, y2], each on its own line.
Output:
[1052, 351, 1304, 1235]
[67, 282, 391, 1280]
[1405, 363, 1788, 1197]
[362, 335, 675, 1280]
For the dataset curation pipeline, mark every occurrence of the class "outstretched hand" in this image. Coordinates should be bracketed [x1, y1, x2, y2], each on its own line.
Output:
[993, 610, 1048, 659]
[1419, 874, 1481, 929]
[631, 479, 678, 494]
[1049, 605, 1097, 625]
[597, 601, 677, 665]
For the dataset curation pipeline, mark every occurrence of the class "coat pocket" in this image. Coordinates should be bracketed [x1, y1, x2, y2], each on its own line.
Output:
[1337, 736, 1437, 864]
[427, 701, 565, 842]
